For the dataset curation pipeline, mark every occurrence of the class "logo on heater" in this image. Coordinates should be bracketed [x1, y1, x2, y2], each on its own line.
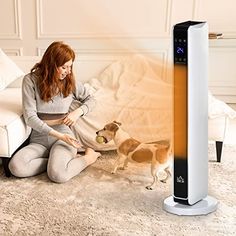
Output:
[177, 176, 184, 183]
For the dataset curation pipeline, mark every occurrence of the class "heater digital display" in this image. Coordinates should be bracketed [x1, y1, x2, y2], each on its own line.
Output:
[176, 47, 184, 54]
[174, 38, 187, 64]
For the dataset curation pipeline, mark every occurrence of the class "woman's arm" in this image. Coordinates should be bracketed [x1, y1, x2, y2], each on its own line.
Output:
[63, 81, 96, 126]
[22, 74, 53, 135]
[73, 81, 96, 115]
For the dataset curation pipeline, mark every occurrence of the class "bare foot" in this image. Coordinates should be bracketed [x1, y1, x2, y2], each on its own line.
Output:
[85, 147, 95, 155]
[85, 148, 101, 165]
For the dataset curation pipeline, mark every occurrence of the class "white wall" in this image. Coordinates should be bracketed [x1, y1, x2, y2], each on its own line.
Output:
[0, 0, 236, 103]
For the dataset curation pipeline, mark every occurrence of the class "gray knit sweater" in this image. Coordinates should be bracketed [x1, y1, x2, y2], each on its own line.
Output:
[22, 72, 95, 134]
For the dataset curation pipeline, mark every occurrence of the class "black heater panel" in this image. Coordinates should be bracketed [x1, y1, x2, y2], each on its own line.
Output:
[173, 24, 189, 204]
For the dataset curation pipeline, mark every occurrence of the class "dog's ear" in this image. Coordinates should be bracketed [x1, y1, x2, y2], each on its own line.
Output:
[113, 121, 121, 126]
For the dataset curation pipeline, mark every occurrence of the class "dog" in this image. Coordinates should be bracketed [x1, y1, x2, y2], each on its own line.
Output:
[96, 121, 172, 190]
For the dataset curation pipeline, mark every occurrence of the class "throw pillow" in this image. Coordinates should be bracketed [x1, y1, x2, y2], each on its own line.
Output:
[0, 49, 25, 91]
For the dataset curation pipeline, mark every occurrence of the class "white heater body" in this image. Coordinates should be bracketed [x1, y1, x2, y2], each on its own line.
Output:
[164, 21, 218, 215]
[173, 21, 208, 205]
[163, 21, 218, 215]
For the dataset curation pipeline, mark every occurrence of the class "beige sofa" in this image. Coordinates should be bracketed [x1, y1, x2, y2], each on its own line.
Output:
[0, 55, 233, 177]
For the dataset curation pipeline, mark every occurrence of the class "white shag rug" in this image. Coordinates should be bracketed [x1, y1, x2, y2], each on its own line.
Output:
[0, 143, 235, 236]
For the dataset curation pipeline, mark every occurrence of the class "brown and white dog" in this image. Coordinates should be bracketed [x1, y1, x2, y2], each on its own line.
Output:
[96, 121, 172, 190]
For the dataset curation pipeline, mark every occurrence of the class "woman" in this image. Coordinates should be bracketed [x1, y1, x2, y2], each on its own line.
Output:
[9, 41, 100, 183]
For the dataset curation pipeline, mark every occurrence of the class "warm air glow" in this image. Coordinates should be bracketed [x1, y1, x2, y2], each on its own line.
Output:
[174, 64, 187, 159]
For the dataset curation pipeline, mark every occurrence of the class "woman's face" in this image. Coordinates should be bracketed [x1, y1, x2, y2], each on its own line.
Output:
[57, 59, 73, 80]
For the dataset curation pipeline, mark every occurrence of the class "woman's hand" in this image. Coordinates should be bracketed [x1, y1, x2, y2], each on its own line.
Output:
[49, 129, 81, 148]
[63, 108, 84, 127]
[60, 133, 81, 148]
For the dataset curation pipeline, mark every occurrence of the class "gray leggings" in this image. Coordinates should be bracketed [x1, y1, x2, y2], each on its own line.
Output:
[9, 124, 89, 183]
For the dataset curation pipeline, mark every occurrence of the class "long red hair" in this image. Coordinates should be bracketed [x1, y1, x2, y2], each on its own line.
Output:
[31, 41, 76, 102]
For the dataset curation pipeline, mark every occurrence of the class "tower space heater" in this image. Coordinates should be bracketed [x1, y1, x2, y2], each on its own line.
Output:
[163, 21, 218, 215]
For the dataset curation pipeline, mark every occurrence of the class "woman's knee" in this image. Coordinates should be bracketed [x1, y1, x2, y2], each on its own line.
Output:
[47, 141, 77, 183]
[9, 155, 28, 177]
[47, 168, 70, 183]
[9, 143, 48, 178]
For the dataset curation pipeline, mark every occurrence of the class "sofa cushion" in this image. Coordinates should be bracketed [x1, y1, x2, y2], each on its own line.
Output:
[208, 92, 236, 119]
[208, 116, 228, 141]
[0, 88, 31, 157]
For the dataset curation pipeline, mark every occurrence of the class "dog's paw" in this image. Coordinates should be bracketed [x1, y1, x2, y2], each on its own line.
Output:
[117, 167, 125, 170]
[160, 179, 167, 183]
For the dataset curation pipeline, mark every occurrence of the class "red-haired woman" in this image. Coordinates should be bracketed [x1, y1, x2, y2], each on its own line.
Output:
[9, 41, 100, 183]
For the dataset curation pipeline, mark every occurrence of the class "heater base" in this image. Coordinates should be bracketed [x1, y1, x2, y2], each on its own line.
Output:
[163, 196, 218, 216]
